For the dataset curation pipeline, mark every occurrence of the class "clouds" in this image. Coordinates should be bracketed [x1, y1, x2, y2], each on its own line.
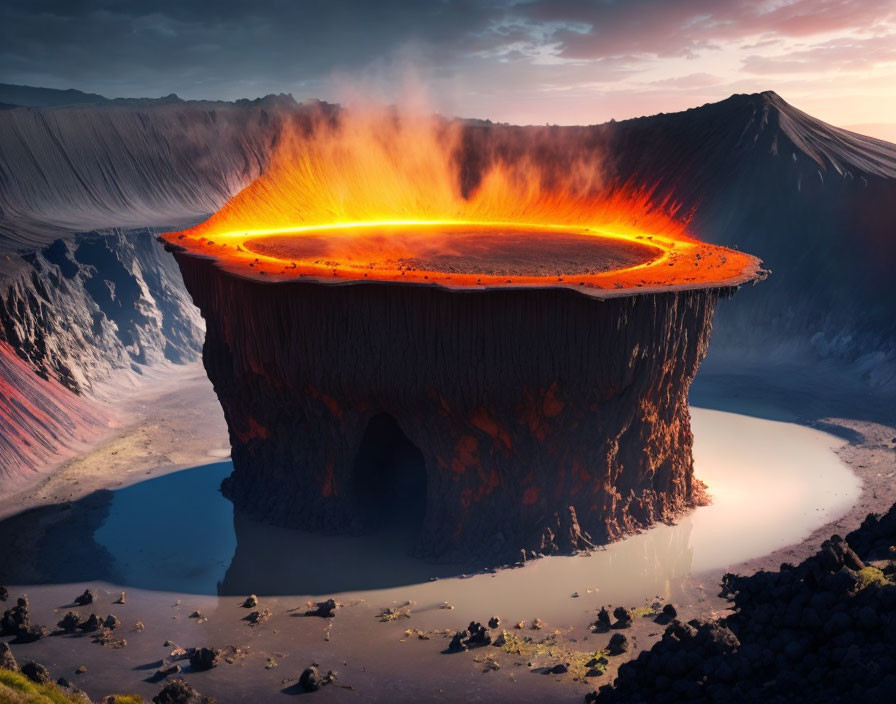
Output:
[1, 0, 894, 128]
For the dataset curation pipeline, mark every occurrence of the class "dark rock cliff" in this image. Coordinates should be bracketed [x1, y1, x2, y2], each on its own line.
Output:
[174, 251, 726, 563]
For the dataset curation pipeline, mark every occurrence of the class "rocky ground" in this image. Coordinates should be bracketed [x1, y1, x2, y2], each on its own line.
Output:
[590, 500, 896, 703]
[1, 369, 894, 703]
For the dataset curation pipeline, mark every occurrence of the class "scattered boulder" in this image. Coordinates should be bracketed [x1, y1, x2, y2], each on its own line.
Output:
[153, 678, 214, 704]
[0, 586, 7, 601]
[189, 611, 202, 619]
[241, 595, 258, 608]
[17, 624, 50, 643]
[74, 589, 95, 606]
[306, 598, 337, 618]
[662, 604, 677, 619]
[103, 614, 121, 630]
[595, 501, 896, 703]
[57, 612, 82, 631]
[21, 660, 51, 684]
[79, 613, 101, 632]
[612, 607, 632, 629]
[115, 592, 127, 604]
[1, 596, 30, 636]
[466, 621, 492, 646]
[548, 663, 569, 674]
[606, 632, 628, 655]
[488, 616, 501, 629]
[447, 631, 468, 652]
[154, 661, 183, 680]
[0, 641, 19, 671]
[188, 647, 220, 671]
[246, 608, 271, 625]
[298, 665, 336, 692]
[594, 607, 611, 631]
[75, 665, 87, 674]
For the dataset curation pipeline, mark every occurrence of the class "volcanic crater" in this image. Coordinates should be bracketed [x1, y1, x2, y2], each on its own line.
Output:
[162, 112, 764, 563]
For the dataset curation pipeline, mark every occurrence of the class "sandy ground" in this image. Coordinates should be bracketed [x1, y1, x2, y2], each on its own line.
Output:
[0, 363, 230, 522]
[1, 363, 895, 703]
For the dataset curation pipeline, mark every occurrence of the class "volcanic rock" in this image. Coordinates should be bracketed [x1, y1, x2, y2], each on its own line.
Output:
[171, 247, 749, 563]
[466, 622, 492, 646]
[74, 589, 95, 606]
[306, 598, 337, 618]
[153, 678, 214, 704]
[0, 586, 7, 601]
[21, 660, 51, 684]
[188, 648, 221, 672]
[447, 631, 468, 653]
[594, 607, 612, 632]
[1, 598, 29, 636]
[299, 665, 336, 692]
[79, 614, 101, 632]
[488, 616, 500, 629]
[57, 612, 82, 631]
[612, 607, 632, 628]
[241, 594, 258, 608]
[0, 642, 18, 671]
[606, 633, 629, 655]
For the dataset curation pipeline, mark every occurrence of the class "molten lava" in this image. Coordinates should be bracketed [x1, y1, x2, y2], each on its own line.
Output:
[162, 107, 761, 294]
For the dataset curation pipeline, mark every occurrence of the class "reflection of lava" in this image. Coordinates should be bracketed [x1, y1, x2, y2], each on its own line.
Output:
[162, 106, 761, 293]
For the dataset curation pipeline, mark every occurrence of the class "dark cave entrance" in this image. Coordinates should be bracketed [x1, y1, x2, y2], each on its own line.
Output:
[352, 413, 428, 535]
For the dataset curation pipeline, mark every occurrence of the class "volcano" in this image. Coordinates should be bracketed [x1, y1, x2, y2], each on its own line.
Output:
[162, 107, 763, 562]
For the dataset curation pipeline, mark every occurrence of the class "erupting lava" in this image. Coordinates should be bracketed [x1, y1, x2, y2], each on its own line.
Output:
[162, 105, 765, 563]
[162, 107, 759, 293]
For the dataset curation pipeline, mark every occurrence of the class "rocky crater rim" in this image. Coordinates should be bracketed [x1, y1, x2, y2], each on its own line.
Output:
[161, 220, 765, 295]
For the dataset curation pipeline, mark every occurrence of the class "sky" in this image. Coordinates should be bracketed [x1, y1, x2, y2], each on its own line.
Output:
[2, 0, 895, 137]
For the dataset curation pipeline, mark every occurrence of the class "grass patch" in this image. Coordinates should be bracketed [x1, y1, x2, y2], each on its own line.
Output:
[494, 630, 606, 680]
[857, 566, 890, 589]
[0, 669, 84, 704]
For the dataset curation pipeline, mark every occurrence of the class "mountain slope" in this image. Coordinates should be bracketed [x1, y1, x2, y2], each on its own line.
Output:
[0, 95, 296, 249]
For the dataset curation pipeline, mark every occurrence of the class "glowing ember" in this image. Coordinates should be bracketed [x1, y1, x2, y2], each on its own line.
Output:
[163, 106, 762, 293]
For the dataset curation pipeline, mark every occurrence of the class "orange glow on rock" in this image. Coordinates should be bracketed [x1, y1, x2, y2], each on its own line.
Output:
[163, 106, 762, 294]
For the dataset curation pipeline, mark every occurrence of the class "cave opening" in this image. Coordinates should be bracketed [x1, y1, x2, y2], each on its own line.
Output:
[352, 413, 428, 537]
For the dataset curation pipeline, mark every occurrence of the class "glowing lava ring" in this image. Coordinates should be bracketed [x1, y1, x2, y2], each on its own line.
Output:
[166, 219, 761, 296]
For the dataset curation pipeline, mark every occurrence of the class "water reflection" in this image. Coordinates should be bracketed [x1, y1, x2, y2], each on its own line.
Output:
[0, 409, 860, 608]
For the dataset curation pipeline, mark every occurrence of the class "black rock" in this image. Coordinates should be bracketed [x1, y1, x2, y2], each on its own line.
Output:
[448, 631, 468, 652]
[298, 665, 335, 692]
[607, 632, 629, 655]
[78, 613, 100, 632]
[0, 642, 19, 671]
[594, 607, 611, 631]
[548, 663, 569, 674]
[103, 614, 121, 630]
[241, 594, 258, 608]
[21, 660, 51, 684]
[189, 647, 220, 671]
[74, 589, 95, 606]
[57, 612, 82, 631]
[466, 621, 492, 646]
[153, 678, 214, 704]
[612, 607, 632, 628]
[16, 624, 49, 643]
[488, 616, 501, 629]
[306, 598, 337, 618]
[662, 604, 678, 619]
[1, 597, 29, 636]
[0, 586, 7, 601]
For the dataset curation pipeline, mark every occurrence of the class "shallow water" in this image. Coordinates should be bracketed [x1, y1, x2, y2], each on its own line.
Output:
[1, 408, 860, 620]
